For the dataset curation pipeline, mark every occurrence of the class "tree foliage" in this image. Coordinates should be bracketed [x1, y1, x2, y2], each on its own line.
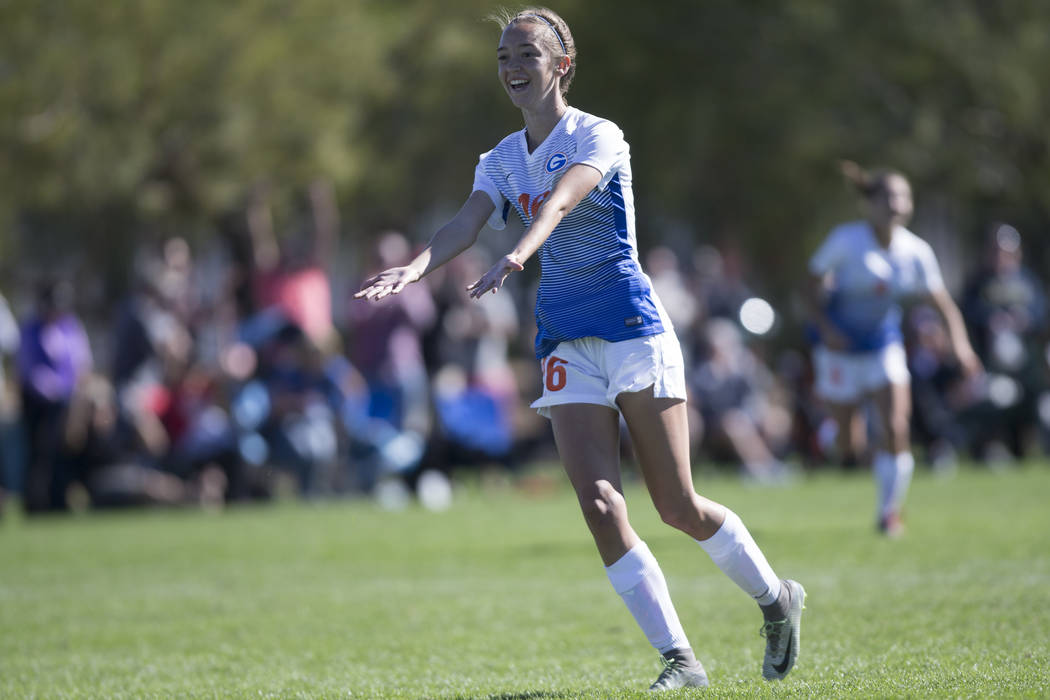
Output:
[2, 1, 1048, 294]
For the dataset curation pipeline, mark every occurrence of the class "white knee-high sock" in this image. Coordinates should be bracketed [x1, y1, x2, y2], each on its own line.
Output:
[605, 541, 690, 654]
[886, 451, 911, 518]
[875, 450, 914, 518]
[874, 450, 897, 518]
[894, 451, 915, 511]
[695, 509, 782, 606]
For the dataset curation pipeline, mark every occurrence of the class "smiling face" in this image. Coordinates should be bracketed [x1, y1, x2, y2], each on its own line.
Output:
[497, 20, 568, 111]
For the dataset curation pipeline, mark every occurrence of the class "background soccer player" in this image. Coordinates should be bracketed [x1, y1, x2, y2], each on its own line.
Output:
[808, 162, 982, 535]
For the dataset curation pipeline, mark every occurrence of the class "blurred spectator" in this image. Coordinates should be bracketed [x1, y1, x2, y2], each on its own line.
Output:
[248, 181, 337, 347]
[689, 318, 793, 482]
[0, 288, 21, 511]
[110, 277, 158, 391]
[692, 243, 755, 323]
[647, 245, 701, 363]
[17, 280, 94, 512]
[154, 236, 200, 325]
[905, 305, 982, 469]
[235, 313, 440, 498]
[318, 339, 390, 491]
[774, 348, 830, 467]
[62, 373, 222, 509]
[424, 250, 520, 470]
[111, 273, 194, 394]
[345, 231, 435, 481]
[266, 324, 342, 494]
[137, 350, 243, 502]
[960, 223, 1049, 459]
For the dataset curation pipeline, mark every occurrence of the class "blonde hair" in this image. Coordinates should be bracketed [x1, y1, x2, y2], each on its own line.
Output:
[490, 6, 577, 96]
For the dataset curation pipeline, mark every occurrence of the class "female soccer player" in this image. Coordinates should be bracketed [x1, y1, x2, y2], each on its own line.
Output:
[808, 163, 982, 536]
[356, 7, 804, 690]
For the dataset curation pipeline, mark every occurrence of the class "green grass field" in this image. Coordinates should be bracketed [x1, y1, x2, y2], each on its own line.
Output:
[2, 462, 1049, 699]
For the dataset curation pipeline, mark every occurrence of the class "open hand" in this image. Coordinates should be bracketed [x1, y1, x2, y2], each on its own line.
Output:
[354, 266, 419, 301]
[466, 255, 524, 299]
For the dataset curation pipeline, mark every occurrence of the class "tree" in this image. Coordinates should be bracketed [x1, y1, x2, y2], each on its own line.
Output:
[2, 1, 1048, 306]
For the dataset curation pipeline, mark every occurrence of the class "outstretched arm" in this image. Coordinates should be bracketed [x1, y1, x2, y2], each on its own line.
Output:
[467, 163, 602, 299]
[355, 191, 494, 301]
[929, 287, 983, 377]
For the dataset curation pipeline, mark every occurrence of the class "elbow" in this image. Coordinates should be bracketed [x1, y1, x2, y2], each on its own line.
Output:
[552, 198, 576, 221]
[454, 226, 481, 254]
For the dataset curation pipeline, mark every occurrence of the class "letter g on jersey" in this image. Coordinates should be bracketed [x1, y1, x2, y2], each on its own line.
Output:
[545, 153, 568, 173]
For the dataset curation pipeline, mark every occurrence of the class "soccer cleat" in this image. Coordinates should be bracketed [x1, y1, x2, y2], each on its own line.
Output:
[878, 511, 905, 538]
[760, 579, 806, 681]
[648, 656, 709, 691]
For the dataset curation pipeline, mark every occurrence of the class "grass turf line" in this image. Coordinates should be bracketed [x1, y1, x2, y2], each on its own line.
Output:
[1, 463, 1049, 698]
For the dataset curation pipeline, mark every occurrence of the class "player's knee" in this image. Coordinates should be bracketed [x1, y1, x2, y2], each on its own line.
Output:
[579, 480, 625, 528]
[654, 494, 697, 532]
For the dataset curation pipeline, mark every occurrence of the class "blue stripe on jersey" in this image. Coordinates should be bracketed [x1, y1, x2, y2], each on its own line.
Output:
[608, 173, 629, 251]
[534, 174, 664, 358]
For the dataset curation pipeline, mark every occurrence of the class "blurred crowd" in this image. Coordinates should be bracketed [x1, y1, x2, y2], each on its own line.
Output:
[1, 212, 1048, 515]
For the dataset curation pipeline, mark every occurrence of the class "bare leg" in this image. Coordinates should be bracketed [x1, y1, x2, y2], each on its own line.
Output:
[616, 388, 724, 540]
[549, 402, 638, 565]
[719, 409, 780, 477]
[551, 401, 696, 664]
[822, 400, 862, 464]
[871, 382, 912, 455]
[620, 385, 803, 680]
[870, 381, 914, 532]
[618, 386, 783, 607]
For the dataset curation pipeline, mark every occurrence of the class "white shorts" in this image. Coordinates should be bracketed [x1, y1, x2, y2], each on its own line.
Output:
[813, 343, 910, 404]
[530, 332, 688, 419]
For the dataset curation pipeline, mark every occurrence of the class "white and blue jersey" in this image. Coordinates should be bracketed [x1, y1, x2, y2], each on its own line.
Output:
[472, 107, 667, 359]
[809, 220, 945, 353]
